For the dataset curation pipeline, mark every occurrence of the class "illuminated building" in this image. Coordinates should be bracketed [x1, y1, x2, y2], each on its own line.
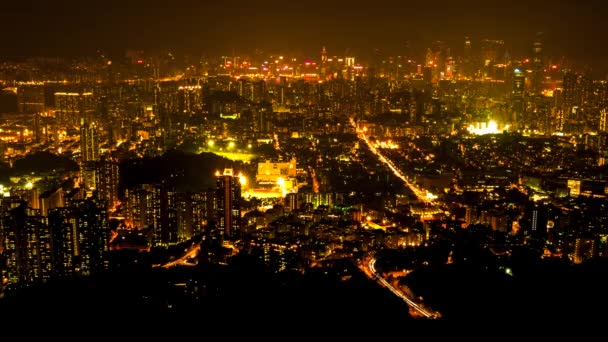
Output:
[176, 191, 214, 242]
[17, 83, 45, 114]
[531, 32, 544, 93]
[302, 192, 334, 209]
[40, 187, 65, 216]
[48, 207, 77, 278]
[320, 46, 328, 79]
[568, 179, 581, 197]
[154, 185, 178, 247]
[176, 192, 193, 242]
[522, 202, 548, 240]
[80, 119, 100, 190]
[237, 78, 254, 101]
[561, 70, 585, 134]
[465, 206, 477, 226]
[253, 106, 273, 133]
[80, 120, 99, 162]
[243, 241, 301, 273]
[123, 183, 178, 247]
[178, 84, 203, 114]
[480, 39, 505, 78]
[54, 92, 95, 126]
[285, 192, 298, 213]
[125, 183, 214, 242]
[466, 121, 509, 135]
[257, 158, 297, 182]
[1, 203, 51, 287]
[321, 46, 327, 65]
[245, 158, 298, 198]
[76, 197, 109, 275]
[95, 157, 120, 210]
[462, 36, 473, 77]
[600, 109, 608, 133]
[573, 237, 598, 264]
[252, 80, 266, 103]
[512, 68, 525, 97]
[216, 169, 241, 240]
[512, 68, 526, 117]
[125, 184, 156, 230]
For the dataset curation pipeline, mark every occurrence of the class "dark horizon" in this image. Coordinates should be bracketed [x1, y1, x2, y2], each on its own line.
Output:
[2, 0, 608, 75]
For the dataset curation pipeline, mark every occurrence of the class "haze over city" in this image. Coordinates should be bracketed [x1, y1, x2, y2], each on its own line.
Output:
[3, 0, 608, 73]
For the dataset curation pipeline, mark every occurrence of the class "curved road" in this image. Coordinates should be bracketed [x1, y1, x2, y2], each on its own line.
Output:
[364, 257, 440, 319]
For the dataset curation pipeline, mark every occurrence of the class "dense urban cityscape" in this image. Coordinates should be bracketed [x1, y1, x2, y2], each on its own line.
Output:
[2, 1, 608, 329]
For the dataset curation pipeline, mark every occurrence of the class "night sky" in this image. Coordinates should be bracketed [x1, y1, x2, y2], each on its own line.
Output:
[2, 0, 607, 70]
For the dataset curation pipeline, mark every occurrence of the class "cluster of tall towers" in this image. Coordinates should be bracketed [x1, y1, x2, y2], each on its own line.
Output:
[1, 193, 109, 290]
[123, 168, 242, 247]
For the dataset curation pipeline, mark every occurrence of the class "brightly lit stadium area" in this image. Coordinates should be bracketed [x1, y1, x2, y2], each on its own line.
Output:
[243, 158, 298, 199]
[466, 121, 510, 135]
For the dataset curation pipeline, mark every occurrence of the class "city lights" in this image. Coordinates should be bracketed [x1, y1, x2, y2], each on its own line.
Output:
[1, 10, 607, 324]
[466, 121, 509, 135]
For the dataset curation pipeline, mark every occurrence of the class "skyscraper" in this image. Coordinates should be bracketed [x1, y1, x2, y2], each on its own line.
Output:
[80, 119, 100, 190]
[80, 120, 99, 163]
[95, 156, 120, 210]
[70, 197, 109, 275]
[216, 169, 241, 240]
[54, 92, 95, 127]
[127, 182, 179, 248]
[600, 109, 608, 133]
[320, 46, 328, 80]
[531, 32, 544, 94]
[17, 83, 45, 114]
[512, 68, 526, 122]
[125, 184, 157, 230]
[522, 202, 548, 240]
[48, 207, 77, 278]
[462, 36, 473, 78]
[480, 39, 505, 78]
[157, 186, 178, 246]
[1, 203, 52, 287]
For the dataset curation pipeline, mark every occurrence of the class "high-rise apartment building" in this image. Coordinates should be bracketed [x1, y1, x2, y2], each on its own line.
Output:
[1, 203, 52, 287]
[216, 169, 241, 240]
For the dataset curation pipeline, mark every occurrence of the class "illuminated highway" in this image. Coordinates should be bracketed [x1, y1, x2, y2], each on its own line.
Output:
[157, 243, 201, 268]
[364, 257, 439, 319]
[350, 117, 438, 205]
[109, 230, 119, 244]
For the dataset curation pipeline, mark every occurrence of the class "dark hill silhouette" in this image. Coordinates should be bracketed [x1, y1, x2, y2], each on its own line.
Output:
[0, 261, 412, 331]
[11, 151, 79, 175]
[119, 150, 235, 193]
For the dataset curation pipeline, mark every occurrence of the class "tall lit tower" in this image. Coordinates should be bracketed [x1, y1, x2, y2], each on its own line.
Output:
[463, 36, 472, 77]
[49, 197, 109, 276]
[80, 120, 99, 163]
[320, 46, 328, 80]
[95, 156, 120, 210]
[321, 46, 327, 65]
[2, 203, 51, 287]
[531, 32, 544, 94]
[54, 92, 94, 127]
[80, 118, 99, 190]
[216, 169, 241, 240]
[600, 109, 608, 133]
[512, 68, 526, 121]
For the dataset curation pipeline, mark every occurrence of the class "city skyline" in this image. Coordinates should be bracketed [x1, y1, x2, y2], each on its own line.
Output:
[3, 1, 608, 74]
